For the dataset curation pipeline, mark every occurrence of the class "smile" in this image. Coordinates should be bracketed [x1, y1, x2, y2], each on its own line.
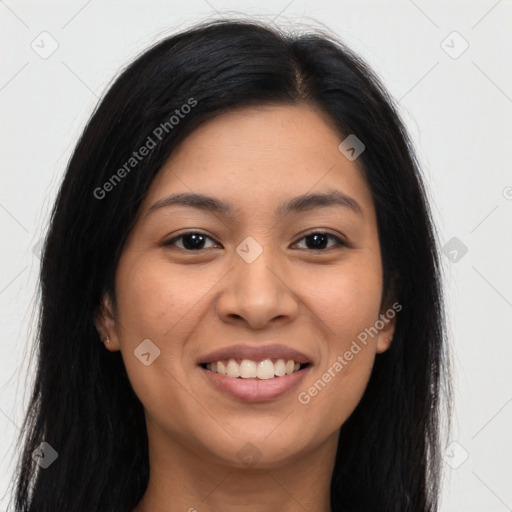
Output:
[200, 362, 313, 402]
[202, 358, 309, 379]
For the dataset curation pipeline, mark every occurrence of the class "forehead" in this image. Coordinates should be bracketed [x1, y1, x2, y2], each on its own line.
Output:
[142, 104, 375, 219]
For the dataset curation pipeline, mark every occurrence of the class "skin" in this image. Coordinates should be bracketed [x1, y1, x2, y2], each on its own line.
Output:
[96, 104, 396, 512]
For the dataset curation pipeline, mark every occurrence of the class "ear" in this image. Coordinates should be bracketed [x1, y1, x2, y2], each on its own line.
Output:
[93, 292, 120, 351]
[375, 304, 397, 354]
[376, 273, 401, 354]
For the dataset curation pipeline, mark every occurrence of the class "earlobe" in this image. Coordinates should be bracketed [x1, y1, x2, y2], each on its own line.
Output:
[377, 275, 400, 354]
[376, 335, 393, 354]
[93, 293, 120, 350]
[375, 306, 398, 354]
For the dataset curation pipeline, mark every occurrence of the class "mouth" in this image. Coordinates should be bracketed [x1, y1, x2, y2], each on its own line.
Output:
[197, 344, 313, 402]
[198, 358, 313, 403]
[200, 358, 311, 380]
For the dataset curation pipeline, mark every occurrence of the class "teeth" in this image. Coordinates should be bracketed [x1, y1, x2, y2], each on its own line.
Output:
[206, 358, 305, 379]
[217, 360, 227, 376]
[226, 358, 240, 378]
[240, 359, 257, 378]
[274, 359, 286, 376]
[257, 359, 275, 380]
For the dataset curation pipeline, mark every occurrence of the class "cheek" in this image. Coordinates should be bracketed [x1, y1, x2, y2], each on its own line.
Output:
[295, 256, 382, 424]
[112, 253, 222, 404]
[112, 255, 204, 428]
[114, 254, 208, 339]
[305, 256, 383, 347]
[298, 294, 379, 431]
[298, 348, 375, 433]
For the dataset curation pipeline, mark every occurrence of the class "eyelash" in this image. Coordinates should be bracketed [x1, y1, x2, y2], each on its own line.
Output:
[163, 230, 347, 252]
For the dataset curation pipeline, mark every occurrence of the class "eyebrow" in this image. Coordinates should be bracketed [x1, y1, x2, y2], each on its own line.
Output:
[147, 189, 363, 218]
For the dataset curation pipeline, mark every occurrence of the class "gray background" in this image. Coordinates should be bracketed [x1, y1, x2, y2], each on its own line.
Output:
[1, 1, 511, 510]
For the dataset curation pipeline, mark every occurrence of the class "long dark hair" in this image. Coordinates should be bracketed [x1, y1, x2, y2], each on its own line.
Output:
[10, 19, 450, 512]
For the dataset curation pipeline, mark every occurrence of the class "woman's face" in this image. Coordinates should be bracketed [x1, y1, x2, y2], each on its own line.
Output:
[98, 104, 395, 468]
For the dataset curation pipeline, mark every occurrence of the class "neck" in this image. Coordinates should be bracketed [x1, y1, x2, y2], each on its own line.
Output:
[133, 420, 338, 512]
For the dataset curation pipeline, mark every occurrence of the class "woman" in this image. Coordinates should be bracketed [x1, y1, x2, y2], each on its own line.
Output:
[11, 18, 450, 512]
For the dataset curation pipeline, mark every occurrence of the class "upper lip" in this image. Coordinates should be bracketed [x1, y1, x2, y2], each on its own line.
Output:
[198, 344, 311, 364]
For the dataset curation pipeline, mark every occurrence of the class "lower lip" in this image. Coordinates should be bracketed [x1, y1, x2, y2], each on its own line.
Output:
[200, 366, 311, 402]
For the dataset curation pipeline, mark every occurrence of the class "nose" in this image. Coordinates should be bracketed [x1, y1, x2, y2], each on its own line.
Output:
[215, 244, 299, 330]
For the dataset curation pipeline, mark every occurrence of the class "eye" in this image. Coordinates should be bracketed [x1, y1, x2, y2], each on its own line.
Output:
[163, 230, 346, 252]
[163, 231, 219, 251]
[292, 230, 346, 251]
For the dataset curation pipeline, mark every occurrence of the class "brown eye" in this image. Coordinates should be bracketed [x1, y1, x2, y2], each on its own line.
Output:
[163, 231, 219, 251]
[163, 230, 346, 252]
[293, 231, 346, 251]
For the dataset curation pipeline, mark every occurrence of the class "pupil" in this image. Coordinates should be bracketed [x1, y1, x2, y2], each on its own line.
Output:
[183, 233, 205, 250]
[307, 233, 327, 249]
[181, 233, 328, 250]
